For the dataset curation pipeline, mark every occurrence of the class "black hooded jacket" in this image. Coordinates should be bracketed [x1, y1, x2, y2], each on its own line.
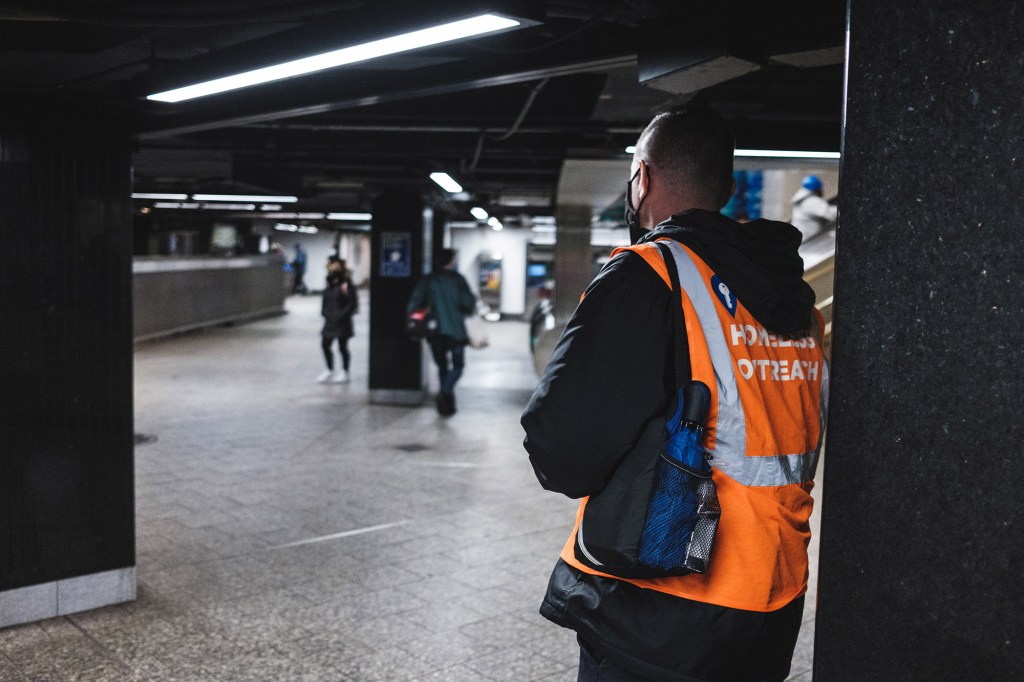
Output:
[520, 209, 816, 681]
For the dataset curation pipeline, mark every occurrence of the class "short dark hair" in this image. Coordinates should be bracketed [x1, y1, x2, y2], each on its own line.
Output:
[637, 107, 735, 206]
[438, 248, 457, 267]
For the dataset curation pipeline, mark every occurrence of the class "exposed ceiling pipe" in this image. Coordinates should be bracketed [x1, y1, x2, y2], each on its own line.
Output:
[469, 76, 550, 172]
[241, 123, 643, 134]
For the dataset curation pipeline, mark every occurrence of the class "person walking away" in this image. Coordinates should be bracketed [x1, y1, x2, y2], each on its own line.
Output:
[291, 242, 308, 295]
[407, 248, 476, 416]
[790, 174, 837, 242]
[318, 268, 357, 383]
[521, 107, 829, 681]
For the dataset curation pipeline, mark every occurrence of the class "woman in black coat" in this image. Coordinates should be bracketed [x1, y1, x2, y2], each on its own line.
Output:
[318, 269, 358, 383]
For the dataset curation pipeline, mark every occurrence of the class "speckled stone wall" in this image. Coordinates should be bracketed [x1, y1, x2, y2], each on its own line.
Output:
[815, 2, 1022, 679]
[0, 113, 135, 593]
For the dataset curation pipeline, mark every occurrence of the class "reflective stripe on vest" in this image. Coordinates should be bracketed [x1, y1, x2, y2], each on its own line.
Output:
[662, 240, 822, 487]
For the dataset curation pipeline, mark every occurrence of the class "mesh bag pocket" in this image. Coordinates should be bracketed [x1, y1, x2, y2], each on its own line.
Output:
[638, 453, 721, 574]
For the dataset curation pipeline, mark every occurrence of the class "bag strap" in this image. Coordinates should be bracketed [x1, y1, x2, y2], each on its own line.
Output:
[655, 241, 692, 390]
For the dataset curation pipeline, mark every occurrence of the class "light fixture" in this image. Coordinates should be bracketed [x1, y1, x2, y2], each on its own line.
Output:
[192, 194, 299, 203]
[274, 223, 299, 232]
[260, 204, 283, 211]
[153, 202, 200, 209]
[470, 207, 489, 220]
[623, 146, 840, 159]
[258, 212, 327, 220]
[734, 149, 841, 159]
[199, 203, 257, 211]
[326, 212, 373, 221]
[487, 216, 503, 231]
[148, 14, 522, 103]
[429, 172, 463, 193]
[132, 192, 189, 200]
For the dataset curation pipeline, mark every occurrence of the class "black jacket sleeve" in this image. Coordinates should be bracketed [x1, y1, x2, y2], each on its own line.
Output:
[521, 251, 675, 498]
[349, 278, 360, 314]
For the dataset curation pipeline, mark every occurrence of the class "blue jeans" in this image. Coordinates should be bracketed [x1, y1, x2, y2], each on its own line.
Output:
[428, 336, 465, 396]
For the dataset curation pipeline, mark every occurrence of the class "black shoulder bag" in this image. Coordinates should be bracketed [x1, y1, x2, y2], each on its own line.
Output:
[573, 241, 721, 578]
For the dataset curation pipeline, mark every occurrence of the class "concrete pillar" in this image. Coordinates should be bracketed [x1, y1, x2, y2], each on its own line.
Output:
[368, 191, 431, 405]
[815, 2, 1021, 678]
[0, 112, 136, 627]
[553, 203, 593, 322]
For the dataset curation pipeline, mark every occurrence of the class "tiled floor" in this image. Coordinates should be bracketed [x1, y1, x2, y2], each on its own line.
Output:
[0, 294, 819, 681]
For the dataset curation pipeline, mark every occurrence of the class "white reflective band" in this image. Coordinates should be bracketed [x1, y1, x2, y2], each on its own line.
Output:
[577, 521, 604, 566]
[660, 240, 820, 487]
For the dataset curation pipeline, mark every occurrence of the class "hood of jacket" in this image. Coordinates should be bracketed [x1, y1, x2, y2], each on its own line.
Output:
[791, 187, 816, 204]
[638, 209, 815, 334]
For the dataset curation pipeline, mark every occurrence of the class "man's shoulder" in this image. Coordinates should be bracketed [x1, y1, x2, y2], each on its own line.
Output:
[574, 248, 668, 304]
[602, 246, 649, 271]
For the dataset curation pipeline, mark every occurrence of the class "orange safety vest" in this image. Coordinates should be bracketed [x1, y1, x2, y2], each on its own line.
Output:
[560, 239, 829, 612]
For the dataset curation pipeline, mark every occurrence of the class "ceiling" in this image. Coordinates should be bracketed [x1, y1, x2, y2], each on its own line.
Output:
[0, 0, 846, 226]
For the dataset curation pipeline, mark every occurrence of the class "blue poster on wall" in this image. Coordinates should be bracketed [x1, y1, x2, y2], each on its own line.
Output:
[381, 232, 411, 277]
[723, 170, 763, 221]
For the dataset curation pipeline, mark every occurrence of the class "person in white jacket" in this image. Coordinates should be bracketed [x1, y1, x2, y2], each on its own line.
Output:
[790, 175, 837, 241]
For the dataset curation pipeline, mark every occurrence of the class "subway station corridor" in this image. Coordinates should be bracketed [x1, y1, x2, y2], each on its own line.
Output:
[1, 296, 817, 681]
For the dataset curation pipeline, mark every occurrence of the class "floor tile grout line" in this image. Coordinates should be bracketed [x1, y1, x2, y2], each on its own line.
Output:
[271, 520, 413, 549]
[51, 616, 136, 675]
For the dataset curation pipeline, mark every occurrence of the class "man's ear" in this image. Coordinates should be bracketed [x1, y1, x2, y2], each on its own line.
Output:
[637, 161, 652, 203]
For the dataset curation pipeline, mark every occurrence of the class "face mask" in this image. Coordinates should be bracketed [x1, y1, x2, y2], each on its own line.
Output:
[624, 165, 648, 244]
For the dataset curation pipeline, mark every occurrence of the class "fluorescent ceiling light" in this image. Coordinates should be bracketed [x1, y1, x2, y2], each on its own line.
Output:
[488, 216, 503, 231]
[132, 192, 189, 200]
[734, 149, 841, 159]
[497, 194, 548, 207]
[192, 193, 298, 202]
[429, 172, 463, 193]
[326, 212, 372, 221]
[148, 14, 521, 103]
[153, 202, 199, 209]
[260, 204, 283, 211]
[470, 207, 489, 220]
[624, 147, 839, 159]
[201, 203, 257, 210]
[261, 212, 326, 219]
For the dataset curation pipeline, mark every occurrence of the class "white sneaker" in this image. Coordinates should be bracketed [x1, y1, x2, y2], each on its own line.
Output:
[332, 370, 350, 383]
[317, 370, 333, 383]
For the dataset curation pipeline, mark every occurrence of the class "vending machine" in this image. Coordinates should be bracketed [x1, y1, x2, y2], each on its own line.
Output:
[477, 251, 503, 320]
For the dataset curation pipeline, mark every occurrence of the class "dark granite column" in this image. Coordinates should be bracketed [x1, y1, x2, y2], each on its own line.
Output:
[815, 1, 1021, 678]
[0, 111, 136, 627]
[368, 191, 431, 405]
